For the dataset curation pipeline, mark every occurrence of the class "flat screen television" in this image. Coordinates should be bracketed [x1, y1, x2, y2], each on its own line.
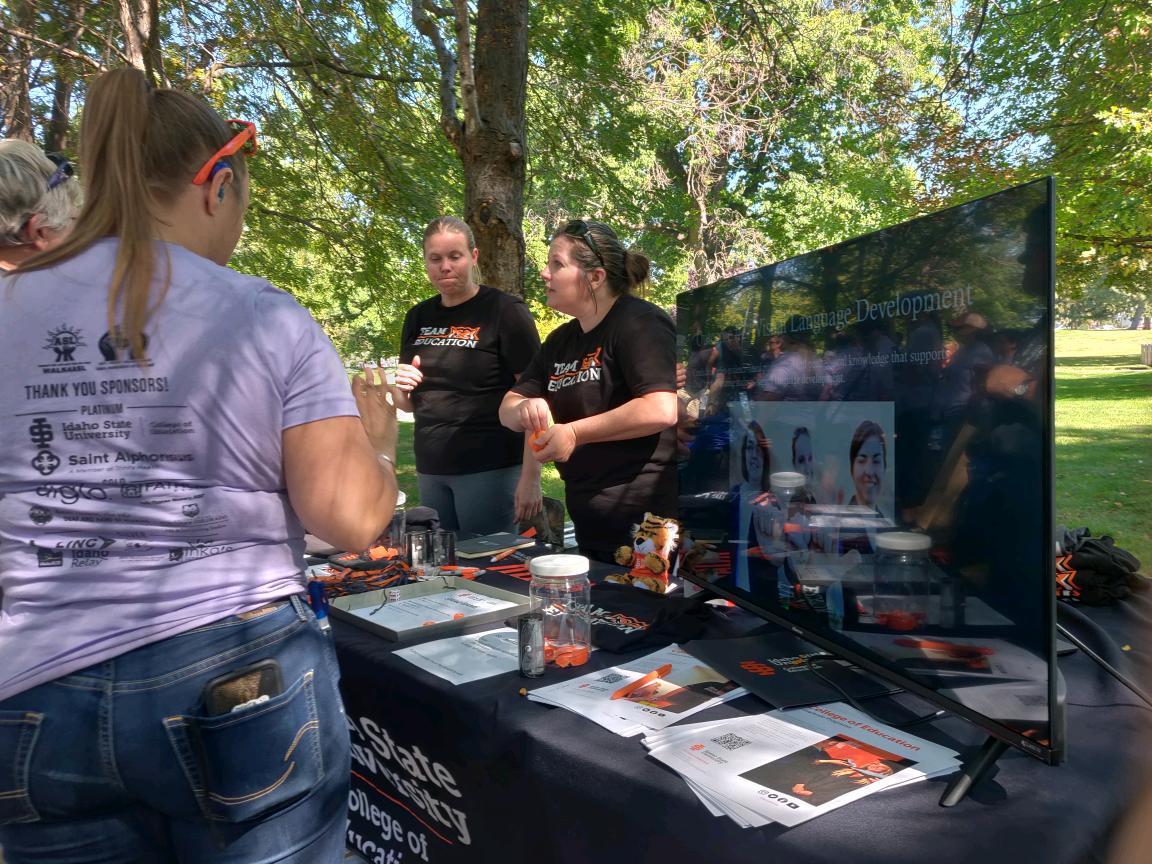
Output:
[676, 178, 1062, 774]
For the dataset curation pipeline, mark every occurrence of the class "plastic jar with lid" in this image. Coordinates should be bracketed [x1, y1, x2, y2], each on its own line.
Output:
[528, 554, 591, 667]
[769, 471, 810, 552]
[872, 532, 933, 631]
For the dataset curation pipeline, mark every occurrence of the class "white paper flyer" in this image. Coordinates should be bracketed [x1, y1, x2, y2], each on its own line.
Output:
[394, 627, 520, 685]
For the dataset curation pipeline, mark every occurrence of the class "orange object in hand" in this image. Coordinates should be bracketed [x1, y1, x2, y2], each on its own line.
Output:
[529, 428, 547, 452]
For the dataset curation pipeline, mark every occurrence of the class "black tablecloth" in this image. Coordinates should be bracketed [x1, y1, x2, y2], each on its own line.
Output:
[334, 560, 1152, 864]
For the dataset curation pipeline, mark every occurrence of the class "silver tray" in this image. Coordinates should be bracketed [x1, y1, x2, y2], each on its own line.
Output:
[329, 575, 532, 642]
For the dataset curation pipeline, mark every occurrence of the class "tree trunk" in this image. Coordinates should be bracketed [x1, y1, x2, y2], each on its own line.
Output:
[45, 73, 74, 152]
[117, 0, 166, 85]
[1, 0, 35, 140]
[1129, 300, 1146, 330]
[462, 0, 528, 296]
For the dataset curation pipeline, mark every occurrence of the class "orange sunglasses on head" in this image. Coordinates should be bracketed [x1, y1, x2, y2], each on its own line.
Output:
[191, 119, 258, 186]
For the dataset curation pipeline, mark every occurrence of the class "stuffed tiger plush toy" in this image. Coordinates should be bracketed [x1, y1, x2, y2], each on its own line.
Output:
[608, 512, 681, 593]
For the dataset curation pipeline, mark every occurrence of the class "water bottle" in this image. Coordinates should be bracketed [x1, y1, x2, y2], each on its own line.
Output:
[528, 554, 591, 668]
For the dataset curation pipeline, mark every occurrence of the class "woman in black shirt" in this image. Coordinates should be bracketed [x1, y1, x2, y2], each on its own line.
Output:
[394, 217, 542, 533]
[499, 220, 678, 562]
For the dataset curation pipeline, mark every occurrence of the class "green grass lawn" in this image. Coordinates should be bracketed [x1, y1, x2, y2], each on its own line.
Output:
[395, 331, 1151, 567]
[1054, 330, 1151, 567]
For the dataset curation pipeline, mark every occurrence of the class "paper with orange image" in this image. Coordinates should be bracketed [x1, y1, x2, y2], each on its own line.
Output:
[526, 644, 746, 736]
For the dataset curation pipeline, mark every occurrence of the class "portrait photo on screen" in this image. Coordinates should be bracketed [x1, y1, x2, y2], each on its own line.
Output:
[728, 401, 894, 591]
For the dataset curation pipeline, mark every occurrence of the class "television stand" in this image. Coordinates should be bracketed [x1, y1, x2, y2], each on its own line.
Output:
[939, 735, 1008, 807]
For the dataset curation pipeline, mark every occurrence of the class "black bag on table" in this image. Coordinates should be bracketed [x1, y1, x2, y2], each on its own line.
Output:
[1056, 527, 1147, 606]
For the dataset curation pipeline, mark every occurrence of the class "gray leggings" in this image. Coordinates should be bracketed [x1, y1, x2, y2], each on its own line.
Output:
[417, 465, 521, 535]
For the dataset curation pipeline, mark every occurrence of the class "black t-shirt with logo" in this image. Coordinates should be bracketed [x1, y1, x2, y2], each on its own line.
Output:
[400, 285, 540, 475]
[512, 294, 677, 557]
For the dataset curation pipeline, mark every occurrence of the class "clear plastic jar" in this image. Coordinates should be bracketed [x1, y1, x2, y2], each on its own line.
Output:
[769, 471, 809, 552]
[383, 490, 406, 552]
[872, 532, 933, 631]
[528, 554, 591, 667]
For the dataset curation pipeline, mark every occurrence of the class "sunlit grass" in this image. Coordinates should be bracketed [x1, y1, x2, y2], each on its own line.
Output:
[1054, 330, 1151, 567]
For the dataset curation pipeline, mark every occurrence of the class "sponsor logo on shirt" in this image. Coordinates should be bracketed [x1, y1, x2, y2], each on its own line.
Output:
[29, 506, 53, 525]
[31, 450, 60, 476]
[54, 536, 115, 551]
[40, 324, 88, 374]
[97, 329, 151, 367]
[412, 325, 481, 348]
[28, 417, 54, 448]
[36, 548, 64, 568]
[547, 347, 602, 392]
[36, 483, 108, 504]
[169, 542, 235, 562]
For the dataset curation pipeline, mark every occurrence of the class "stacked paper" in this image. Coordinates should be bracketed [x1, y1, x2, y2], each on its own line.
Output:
[642, 702, 960, 827]
[528, 645, 747, 736]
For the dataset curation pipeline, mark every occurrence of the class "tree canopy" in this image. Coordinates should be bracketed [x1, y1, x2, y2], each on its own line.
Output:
[2, 0, 1149, 351]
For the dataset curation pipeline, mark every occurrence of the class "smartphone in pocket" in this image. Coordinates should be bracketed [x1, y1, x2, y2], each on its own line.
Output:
[203, 659, 284, 716]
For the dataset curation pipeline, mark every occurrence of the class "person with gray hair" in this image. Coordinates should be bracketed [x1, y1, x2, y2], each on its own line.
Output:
[0, 139, 82, 270]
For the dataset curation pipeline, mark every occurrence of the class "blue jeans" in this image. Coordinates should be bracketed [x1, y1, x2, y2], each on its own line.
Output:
[418, 464, 520, 534]
[0, 595, 350, 864]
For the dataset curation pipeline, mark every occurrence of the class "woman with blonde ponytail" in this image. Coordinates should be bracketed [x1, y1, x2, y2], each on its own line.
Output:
[0, 68, 396, 862]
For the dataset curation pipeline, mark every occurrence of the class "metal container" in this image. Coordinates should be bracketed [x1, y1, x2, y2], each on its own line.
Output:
[518, 610, 545, 678]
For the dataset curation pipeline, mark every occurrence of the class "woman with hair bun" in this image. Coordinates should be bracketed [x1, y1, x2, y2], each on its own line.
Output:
[499, 219, 678, 562]
[0, 139, 82, 269]
[0, 68, 397, 862]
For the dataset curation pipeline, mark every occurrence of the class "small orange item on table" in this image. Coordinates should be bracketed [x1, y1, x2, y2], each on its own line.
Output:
[545, 645, 590, 667]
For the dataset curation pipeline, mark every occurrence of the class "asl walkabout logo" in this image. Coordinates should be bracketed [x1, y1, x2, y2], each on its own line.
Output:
[43, 325, 86, 363]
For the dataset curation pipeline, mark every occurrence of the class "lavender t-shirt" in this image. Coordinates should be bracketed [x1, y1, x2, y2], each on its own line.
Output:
[0, 239, 357, 702]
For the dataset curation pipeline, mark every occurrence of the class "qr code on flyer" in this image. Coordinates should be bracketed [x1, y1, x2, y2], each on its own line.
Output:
[596, 672, 626, 684]
[712, 733, 751, 751]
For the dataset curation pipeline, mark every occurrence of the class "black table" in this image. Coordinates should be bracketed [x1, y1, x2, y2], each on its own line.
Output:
[334, 561, 1151, 864]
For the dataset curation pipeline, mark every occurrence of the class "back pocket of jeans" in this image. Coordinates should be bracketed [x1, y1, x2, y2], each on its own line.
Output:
[164, 670, 323, 823]
[0, 710, 43, 825]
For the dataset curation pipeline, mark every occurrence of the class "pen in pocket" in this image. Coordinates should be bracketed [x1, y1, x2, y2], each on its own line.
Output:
[307, 578, 331, 635]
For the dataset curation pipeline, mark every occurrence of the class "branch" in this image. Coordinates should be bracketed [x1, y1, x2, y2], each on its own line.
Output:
[250, 204, 343, 244]
[214, 58, 430, 85]
[412, 0, 463, 149]
[452, 0, 480, 134]
[1064, 232, 1152, 251]
[0, 24, 107, 70]
[939, 0, 990, 97]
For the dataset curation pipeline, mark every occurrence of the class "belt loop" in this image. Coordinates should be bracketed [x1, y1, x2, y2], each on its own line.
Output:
[290, 593, 310, 622]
